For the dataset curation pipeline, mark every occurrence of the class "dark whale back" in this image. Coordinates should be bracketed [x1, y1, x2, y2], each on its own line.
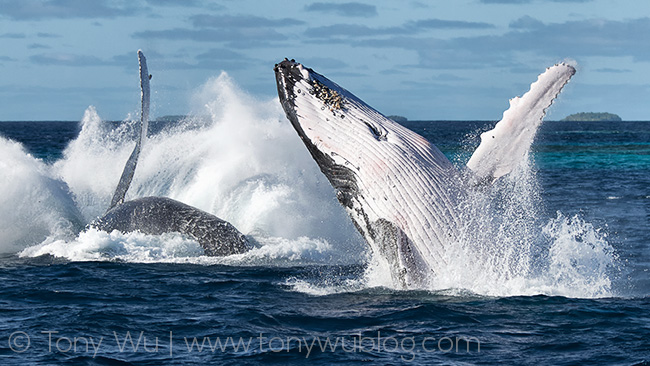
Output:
[93, 197, 250, 256]
[89, 51, 251, 257]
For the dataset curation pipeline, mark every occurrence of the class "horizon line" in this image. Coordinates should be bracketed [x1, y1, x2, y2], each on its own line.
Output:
[1, 119, 649, 123]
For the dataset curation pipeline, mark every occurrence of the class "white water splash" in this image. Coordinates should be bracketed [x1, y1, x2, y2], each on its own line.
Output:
[0, 136, 82, 252]
[284, 277, 367, 296]
[540, 213, 615, 296]
[4, 72, 618, 298]
[53, 106, 136, 221]
[9, 72, 362, 263]
[18, 228, 339, 266]
[359, 160, 618, 298]
[19, 228, 205, 262]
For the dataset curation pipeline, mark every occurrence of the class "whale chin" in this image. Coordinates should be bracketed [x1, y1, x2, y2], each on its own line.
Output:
[274, 58, 575, 288]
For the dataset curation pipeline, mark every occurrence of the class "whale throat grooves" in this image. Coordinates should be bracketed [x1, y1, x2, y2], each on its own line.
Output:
[274, 59, 466, 287]
[274, 59, 576, 289]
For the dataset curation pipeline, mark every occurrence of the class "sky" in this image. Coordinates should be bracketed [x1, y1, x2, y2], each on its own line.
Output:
[0, 0, 648, 121]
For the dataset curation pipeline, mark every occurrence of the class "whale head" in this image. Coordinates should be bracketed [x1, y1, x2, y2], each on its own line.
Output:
[275, 59, 577, 289]
[274, 59, 463, 287]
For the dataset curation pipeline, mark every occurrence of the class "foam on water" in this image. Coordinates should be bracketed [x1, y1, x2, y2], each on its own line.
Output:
[357, 159, 618, 298]
[3, 72, 619, 298]
[284, 277, 367, 296]
[19, 228, 205, 262]
[18, 228, 339, 266]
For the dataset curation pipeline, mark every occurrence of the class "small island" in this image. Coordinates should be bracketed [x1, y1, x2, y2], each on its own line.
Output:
[561, 112, 622, 122]
[387, 115, 408, 123]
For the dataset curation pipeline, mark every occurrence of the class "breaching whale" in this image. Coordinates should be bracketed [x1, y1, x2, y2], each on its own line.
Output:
[90, 50, 250, 256]
[274, 59, 575, 288]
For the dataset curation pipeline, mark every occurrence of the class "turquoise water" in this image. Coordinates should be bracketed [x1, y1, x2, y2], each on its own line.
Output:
[535, 122, 650, 170]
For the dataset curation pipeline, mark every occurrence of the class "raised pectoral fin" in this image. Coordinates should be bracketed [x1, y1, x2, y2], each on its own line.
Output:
[108, 50, 151, 211]
[467, 63, 575, 183]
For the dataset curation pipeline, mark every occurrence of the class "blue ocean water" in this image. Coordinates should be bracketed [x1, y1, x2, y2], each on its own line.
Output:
[0, 118, 649, 365]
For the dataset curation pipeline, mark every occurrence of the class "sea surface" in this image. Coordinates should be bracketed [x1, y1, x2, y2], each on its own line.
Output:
[0, 116, 648, 365]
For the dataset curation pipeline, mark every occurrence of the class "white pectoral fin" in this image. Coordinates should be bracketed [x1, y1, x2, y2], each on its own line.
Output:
[108, 50, 150, 211]
[138, 49, 150, 144]
[466, 63, 576, 183]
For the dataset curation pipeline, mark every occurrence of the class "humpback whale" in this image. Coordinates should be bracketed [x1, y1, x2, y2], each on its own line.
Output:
[274, 59, 575, 288]
[90, 51, 250, 256]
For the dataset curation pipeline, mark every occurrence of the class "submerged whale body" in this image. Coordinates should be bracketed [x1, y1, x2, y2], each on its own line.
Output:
[89, 51, 250, 256]
[274, 59, 575, 288]
[93, 197, 249, 255]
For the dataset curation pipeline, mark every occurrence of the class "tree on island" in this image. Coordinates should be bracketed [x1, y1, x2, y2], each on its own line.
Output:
[561, 112, 622, 122]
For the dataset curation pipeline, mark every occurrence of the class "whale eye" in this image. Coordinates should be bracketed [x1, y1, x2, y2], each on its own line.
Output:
[364, 121, 387, 141]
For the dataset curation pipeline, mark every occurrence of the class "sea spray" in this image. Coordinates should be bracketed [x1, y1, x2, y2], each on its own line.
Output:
[53, 106, 138, 221]
[126, 73, 361, 246]
[19, 72, 364, 263]
[540, 212, 616, 297]
[19, 228, 341, 266]
[0, 135, 82, 252]
[19, 228, 204, 262]
[355, 158, 618, 298]
[11, 72, 618, 298]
